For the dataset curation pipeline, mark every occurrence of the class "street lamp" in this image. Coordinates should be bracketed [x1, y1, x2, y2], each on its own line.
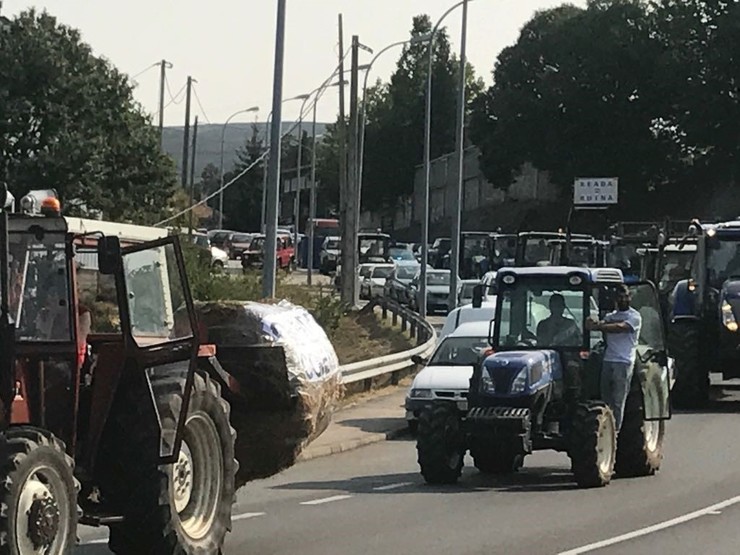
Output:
[306, 79, 347, 285]
[357, 34, 432, 236]
[260, 94, 311, 234]
[420, 0, 473, 320]
[218, 106, 260, 230]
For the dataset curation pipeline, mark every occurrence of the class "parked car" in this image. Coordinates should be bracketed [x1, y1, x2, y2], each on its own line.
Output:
[208, 229, 235, 253]
[410, 268, 460, 314]
[457, 279, 480, 306]
[241, 233, 295, 272]
[383, 260, 421, 305]
[228, 232, 257, 260]
[360, 263, 394, 300]
[405, 321, 492, 432]
[192, 232, 229, 271]
[388, 246, 417, 262]
[320, 235, 342, 274]
[438, 300, 496, 341]
[429, 237, 451, 269]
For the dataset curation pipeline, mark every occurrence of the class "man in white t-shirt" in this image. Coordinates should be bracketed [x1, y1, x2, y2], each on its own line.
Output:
[586, 285, 642, 432]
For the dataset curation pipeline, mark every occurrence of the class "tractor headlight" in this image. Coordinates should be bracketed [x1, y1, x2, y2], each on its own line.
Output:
[722, 302, 738, 332]
[480, 372, 496, 393]
[410, 388, 432, 399]
[510, 366, 528, 394]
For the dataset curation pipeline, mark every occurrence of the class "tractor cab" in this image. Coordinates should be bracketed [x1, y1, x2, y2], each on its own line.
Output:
[547, 237, 608, 268]
[515, 232, 592, 267]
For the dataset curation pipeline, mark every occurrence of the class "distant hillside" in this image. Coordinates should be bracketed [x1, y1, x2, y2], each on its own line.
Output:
[162, 121, 329, 180]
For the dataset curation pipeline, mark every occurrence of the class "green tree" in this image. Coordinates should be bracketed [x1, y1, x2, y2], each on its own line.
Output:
[220, 124, 265, 231]
[0, 9, 177, 223]
[469, 1, 688, 218]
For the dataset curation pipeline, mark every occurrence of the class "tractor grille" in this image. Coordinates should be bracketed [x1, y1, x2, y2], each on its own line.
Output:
[467, 407, 530, 420]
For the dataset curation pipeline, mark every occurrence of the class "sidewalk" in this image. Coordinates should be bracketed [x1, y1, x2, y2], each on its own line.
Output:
[299, 385, 411, 461]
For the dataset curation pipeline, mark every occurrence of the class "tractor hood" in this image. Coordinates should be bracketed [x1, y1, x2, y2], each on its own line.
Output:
[480, 350, 562, 397]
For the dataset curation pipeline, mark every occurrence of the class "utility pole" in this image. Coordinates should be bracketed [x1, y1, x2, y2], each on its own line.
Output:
[181, 76, 193, 189]
[346, 35, 360, 307]
[188, 115, 199, 235]
[448, 0, 469, 312]
[337, 15, 352, 305]
[307, 98, 319, 286]
[263, 0, 287, 298]
[158, 59, 172, 148]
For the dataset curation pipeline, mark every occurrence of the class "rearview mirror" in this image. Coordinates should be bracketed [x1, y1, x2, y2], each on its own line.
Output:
[98, 235, 122, 275]
[472, 284, 484, 308]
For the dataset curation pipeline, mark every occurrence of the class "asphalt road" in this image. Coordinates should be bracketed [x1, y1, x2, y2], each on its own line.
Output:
[76, 378, 740, 555]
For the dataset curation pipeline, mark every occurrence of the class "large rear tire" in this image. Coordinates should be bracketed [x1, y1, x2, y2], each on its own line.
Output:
[615, 387, 664, 477]
[670, 321, 708, 409]
[416, 403, 464, 485]
[0, 427, 78, 555]
[569, 402, 616, 488]
[105, 372, 236, 555]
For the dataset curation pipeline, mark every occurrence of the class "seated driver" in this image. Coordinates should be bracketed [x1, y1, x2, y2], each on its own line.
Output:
[536, 293, 580, 345]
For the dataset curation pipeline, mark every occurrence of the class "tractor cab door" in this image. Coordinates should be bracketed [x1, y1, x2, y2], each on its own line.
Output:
[119, 236, 199, 462]
[628, 282, 671, 421]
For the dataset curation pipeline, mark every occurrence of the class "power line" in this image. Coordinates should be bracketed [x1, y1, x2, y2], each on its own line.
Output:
[191, 84, 211, 124]
[130, 61, 159, 81]
[165, 74, 186, 105]
[151, 82, 186, 119]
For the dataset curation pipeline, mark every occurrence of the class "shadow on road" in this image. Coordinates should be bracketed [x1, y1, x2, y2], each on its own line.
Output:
[338, 417, 413, 438]
[673, 386, 740, 415]
[270, 463, 581, 496]
[74, 544, 111, 554]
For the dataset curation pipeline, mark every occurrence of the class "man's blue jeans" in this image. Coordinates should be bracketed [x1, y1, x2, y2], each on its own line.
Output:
[601, 361, 634, 431]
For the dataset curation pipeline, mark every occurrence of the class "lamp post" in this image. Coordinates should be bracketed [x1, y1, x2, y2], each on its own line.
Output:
[293, 94, 312, 256]
[357, 34, 432, 229]
[219, 106, 259, 230]
[420, 0, 472, 319]
[260, 94, 311, 233]
[305, 80, 347, 285]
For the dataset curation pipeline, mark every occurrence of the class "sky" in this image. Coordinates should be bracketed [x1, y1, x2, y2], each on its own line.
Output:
[3, 0, 587, 126]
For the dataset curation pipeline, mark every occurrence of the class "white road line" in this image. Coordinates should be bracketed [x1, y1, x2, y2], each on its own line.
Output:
[373, 482, 412, 491]
[85, 538, 109, 545]
[300, 494, 353, 506]
[558, 495, 740, 555]
[233, 512, 266, 521]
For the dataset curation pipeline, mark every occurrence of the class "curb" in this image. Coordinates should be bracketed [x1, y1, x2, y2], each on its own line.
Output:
[298, 425, 410, 462]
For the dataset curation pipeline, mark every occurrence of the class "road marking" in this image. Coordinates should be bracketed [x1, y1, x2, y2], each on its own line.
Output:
[233, 512, 266, 521]
[85, 538, 109, 545]
[373, 482, 412, 491]
[300, 495, 352, 506]
[558, 495, 740, 554]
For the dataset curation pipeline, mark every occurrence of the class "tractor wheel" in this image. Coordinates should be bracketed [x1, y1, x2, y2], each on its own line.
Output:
[471, 444, 524, 475]
[670, 321, 708, 409]
[416, 403, 465, 484]
[569, 402, 616, 488]
[106, 372, 236, 555]
[0, 427, 78, 555]
[615, 387, 665, 477]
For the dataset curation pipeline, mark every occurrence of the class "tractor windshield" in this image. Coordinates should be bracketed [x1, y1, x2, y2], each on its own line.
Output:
[495, 277, 587, 349]
[8, 231, 72, 342]
[707, 237, 740, 288]
[522, 238, 551, 266]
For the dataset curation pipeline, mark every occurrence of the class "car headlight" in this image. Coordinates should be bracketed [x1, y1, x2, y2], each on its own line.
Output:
[510, 367, 528, 394]
[410, 388, 432, 399]
[722, 302, 738, 332]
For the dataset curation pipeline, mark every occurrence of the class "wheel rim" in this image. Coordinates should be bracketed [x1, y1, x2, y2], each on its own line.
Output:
[643, 383, 663, 452]
[596, 414, 615, 475]
[15, 464, 70, 555]
[173, 411, 224, 541]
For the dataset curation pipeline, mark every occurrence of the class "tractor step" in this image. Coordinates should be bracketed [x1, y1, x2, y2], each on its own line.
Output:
[79, 511, 125, 526]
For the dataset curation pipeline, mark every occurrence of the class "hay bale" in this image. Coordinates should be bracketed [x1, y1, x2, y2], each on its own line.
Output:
[192, 300, 344, 488]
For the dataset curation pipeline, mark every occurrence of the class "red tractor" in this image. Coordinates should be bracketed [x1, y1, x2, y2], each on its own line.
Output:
[0, 187, 239, 553]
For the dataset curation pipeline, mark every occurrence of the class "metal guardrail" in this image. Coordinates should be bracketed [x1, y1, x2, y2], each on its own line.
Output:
[340, 298, 437, 386]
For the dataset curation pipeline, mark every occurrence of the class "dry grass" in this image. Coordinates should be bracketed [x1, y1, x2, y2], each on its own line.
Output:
[332, 307, 415, 365]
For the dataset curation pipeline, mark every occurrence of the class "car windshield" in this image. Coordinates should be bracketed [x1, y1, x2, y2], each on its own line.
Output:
[232, 233, 252, 243]
[497, 278, 589, 349]
[211, 232, 231, 243]
[707, 237, 740, 288]
[192, 235, 209, 248]
[372, 266, 393, 278]
[389, 248, 414, 261]
[429, 336, 491, 366]
[428, 272, 450, 286]
[250, 237, 265, 250]
[397, 265, 418, 279]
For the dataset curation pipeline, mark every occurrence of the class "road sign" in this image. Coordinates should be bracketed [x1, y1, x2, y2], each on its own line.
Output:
[573, 177, 618, 205]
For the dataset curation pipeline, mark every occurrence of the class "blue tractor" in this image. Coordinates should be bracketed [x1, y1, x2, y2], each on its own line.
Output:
[669, 219, 740, 407]
[415, 266, 671, 488]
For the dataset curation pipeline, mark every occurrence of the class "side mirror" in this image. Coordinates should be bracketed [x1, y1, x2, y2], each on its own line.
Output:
[472, 284, 484, 308]
[98, 235, 122, 275]
[411, 354, 426, 366]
